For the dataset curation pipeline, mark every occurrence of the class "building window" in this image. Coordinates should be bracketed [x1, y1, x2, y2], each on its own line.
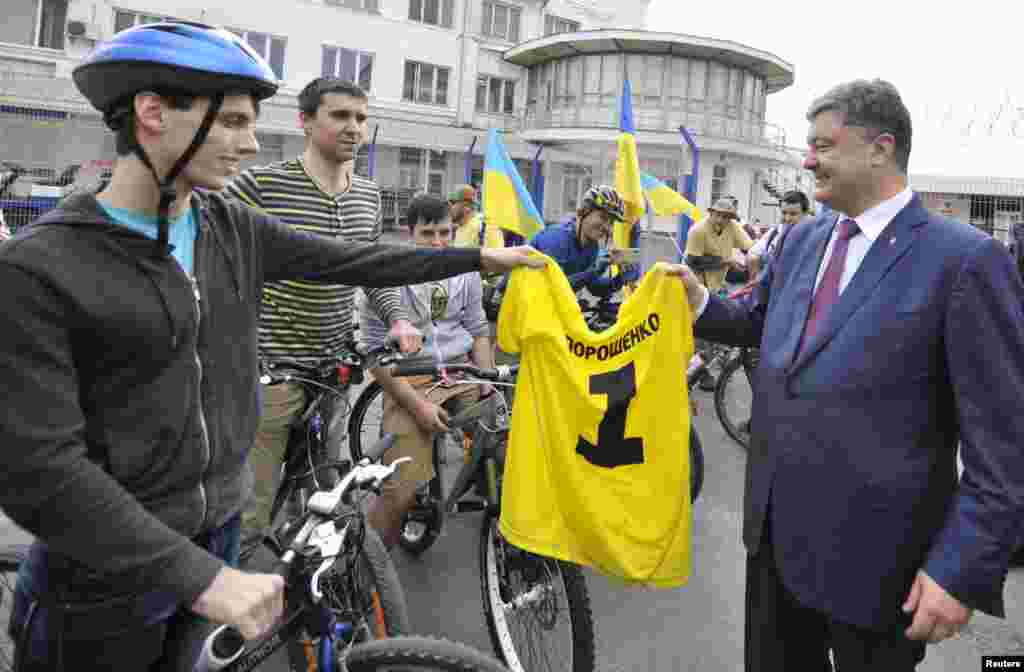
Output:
[322, 46, 374, 92]
[37, 0, 68, 49]
[324, 0, 379, 10]
[481, 1, 521, 42]
[476, 76, 516, 115]
[399, 148, 423, 189]
[711, 165, 729, 204]
[563, 165, 592, 213]
[427, 150, 447, 196]
[229, 29, 286, 80]
[544, 15, 579, 36]
[403, 61, 450, 105]
[113, 9, 174, 33]
[408, 0, 454, 27]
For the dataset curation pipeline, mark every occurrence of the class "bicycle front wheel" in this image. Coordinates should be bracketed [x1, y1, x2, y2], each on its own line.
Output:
[344, 636, 511, 672]
[349, 381, 385, 462]
[714, 354, 753, 451]
[0, 545, 28, 672]
[479, 513, 595, 672]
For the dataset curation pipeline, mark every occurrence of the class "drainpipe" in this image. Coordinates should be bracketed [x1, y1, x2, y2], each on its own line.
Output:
[454, 0, 473, 126]
[678, 124, 699, 260]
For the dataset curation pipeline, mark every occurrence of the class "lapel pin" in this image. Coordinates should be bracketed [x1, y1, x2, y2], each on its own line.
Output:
[890, 237, 896, 245]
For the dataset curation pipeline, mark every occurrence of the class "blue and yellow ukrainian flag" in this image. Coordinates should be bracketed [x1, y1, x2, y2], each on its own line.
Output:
[483, 128, 544, 240]
[640, 172, 703, 222]
[613, 79, 645, 253]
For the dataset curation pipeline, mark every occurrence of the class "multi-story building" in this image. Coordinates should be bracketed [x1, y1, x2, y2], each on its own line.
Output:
[2, 0, 799, 232]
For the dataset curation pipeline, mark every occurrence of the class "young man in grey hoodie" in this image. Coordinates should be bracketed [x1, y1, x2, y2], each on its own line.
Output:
[359, 193, 494, 548]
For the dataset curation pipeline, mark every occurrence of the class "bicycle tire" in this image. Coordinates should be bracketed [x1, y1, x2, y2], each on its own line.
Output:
[345, 635, 511, 672]
[479, 512, 595, 672]
[713, 354, 752, 451]
[0, 545, 28, 672]
[349, 380, 385, 462]
[337, 523, 411, 641]
[689, 426, 704, 503]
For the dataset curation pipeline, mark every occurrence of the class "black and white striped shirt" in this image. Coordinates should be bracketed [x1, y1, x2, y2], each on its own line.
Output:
[225, 158, 407, 363]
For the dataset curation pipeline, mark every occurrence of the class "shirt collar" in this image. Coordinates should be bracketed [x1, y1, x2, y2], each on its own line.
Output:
[843, 187, 913, 243]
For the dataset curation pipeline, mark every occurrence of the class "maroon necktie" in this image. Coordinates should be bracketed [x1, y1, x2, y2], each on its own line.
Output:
[797, 218, 859, 357]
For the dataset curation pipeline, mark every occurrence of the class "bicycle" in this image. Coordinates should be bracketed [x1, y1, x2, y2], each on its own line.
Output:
[0, 545, 510, 672]
[0, 440, 410, 672]
[347, 359, 596, 672]
[195, 434, 416, 671]
[241, 343, 412, 667]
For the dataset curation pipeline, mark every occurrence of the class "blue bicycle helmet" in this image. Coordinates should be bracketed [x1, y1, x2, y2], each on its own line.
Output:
[72, 22, 279, 256]
[73, 21, 279, 114]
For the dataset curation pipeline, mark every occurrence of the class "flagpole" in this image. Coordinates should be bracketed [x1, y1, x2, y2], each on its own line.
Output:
[678, 125, 700, 262]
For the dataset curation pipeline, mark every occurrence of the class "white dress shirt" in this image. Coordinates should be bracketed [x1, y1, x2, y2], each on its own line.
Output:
[694, 188, 914, 317]
[812, 187, 914, 295]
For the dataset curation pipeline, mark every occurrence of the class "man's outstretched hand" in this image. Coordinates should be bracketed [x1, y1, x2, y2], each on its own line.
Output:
[480, 246, 546, 274]
[662, 263, 709, 313]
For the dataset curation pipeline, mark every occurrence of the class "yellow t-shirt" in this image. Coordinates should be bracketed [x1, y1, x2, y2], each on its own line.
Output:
[684, 220, 753, 291]
[497, 259, 695, 588]
[454, 213, 504, 249]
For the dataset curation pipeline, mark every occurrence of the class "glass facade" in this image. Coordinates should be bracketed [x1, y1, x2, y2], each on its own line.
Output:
[524, 52, 775, 145]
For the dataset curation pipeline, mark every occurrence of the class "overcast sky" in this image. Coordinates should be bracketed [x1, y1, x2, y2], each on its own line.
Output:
[647, 0, 1021, 179]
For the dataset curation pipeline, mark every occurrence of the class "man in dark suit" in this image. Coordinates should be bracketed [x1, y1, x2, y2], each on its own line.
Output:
[670, 79, 1024, 669]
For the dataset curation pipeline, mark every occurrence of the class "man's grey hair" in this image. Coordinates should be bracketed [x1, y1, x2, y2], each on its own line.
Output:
[807, 79, 912, 173]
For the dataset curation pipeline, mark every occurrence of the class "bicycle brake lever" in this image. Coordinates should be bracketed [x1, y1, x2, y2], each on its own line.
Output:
[308, 521, 346, 603]
[355, 457, 412, 488]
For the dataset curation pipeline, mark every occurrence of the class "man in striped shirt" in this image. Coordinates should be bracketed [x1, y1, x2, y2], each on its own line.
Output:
[226, 78, 420, 530]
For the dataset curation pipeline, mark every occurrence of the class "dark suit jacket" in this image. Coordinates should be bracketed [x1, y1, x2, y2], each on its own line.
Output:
[697, 194, 1024, 630]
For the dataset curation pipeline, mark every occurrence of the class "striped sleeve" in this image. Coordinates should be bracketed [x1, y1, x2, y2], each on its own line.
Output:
[365, 287, 410, 328]
[224, 169, 263, 209]
[463, 274, 489, 338]
[359, 183, 410, 327]
[358, 291, 393, 352]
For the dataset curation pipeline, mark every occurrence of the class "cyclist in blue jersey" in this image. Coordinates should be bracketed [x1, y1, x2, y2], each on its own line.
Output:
[529, 185, 640, 297]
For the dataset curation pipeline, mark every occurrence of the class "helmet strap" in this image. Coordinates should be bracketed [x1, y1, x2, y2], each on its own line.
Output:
[132, 93, 225, 258]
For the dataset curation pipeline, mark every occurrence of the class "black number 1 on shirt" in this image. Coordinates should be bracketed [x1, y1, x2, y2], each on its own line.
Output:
[576, 361, 644, 468]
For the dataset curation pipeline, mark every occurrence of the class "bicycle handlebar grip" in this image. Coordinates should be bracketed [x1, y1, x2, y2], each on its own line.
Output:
[389, 360, 439, 378]
[193, 624, 246, 672]
[364, 432, 397, 462]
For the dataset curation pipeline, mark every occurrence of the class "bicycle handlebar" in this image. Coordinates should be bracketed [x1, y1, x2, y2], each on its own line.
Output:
[389, 360, 519, 383]
[260, 343, 401, 386]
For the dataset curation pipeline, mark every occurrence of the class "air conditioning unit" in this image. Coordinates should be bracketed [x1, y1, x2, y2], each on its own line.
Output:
[66, 20, 102, 41]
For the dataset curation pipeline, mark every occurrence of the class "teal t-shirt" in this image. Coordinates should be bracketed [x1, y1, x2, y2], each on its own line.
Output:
[100, 203, 198, 276]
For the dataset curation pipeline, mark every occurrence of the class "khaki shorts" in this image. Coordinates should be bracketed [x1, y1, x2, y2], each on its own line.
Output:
[380, 376, 479, 496]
